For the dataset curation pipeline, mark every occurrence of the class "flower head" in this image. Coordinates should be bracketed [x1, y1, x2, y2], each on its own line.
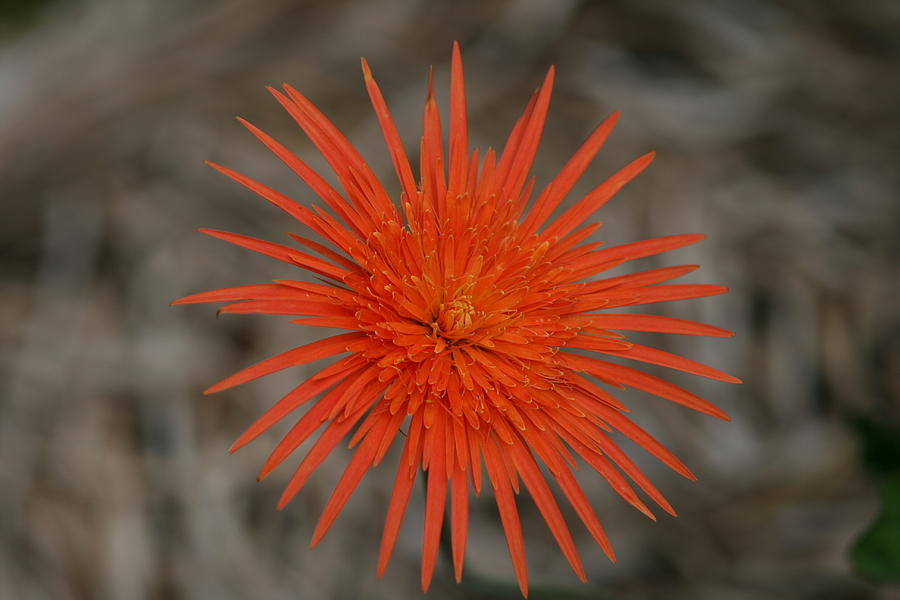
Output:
[175, 42, 739, 596]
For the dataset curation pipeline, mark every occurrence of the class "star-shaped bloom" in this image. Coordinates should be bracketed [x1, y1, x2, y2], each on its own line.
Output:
[176, 42, 739, 596]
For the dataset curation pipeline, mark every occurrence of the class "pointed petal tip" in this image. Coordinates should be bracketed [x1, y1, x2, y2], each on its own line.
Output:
[229, 432, 253, 453]
[258, 462, 278, 481]
[276, 83, 299, 101]
[542, 65, 556, 89]
[234, 116, 257, 132]
[309, 528, 327, 549]
[426, 65, 435, 103]
[360, 57, 373, 80]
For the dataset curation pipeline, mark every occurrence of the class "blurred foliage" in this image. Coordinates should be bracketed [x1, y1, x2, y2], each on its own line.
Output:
[852, 475, 900, 584]
[850, 414, 900, 584]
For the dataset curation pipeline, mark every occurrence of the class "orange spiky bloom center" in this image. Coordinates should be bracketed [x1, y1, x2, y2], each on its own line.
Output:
[175, 42, 739, 597]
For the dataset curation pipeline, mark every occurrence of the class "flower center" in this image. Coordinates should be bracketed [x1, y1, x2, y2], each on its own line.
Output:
[434, 295, 476, 338]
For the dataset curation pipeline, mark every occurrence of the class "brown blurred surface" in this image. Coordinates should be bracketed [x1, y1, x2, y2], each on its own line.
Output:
[1, 1, 899, 599]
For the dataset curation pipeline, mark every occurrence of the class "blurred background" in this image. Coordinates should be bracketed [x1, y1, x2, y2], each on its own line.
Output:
[2, 0, 899, 598]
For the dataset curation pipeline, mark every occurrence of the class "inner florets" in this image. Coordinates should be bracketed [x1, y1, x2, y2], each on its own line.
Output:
[432, 295, 477, 339]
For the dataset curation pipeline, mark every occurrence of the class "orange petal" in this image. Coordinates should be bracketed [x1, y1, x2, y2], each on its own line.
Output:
[361, 58, 418, 206]
[258, 368, 376, 479]
[218, 300, 351, 317]
[569, 234, 706, 276]
[172, 284, 300, 305]
[542, 152, 655, 240]
[552, 463, 616, 561]
[509, 439, 586, 581]
[420, 414, 447, 592]
[601, 342, 742, 384]
[310, 415, 388, 547]
[199, 228, 349, 281]
[204, 332, 364, 395]
[289, 315, 363, 330]
[234, 118, 366, 237]
[377, 434, 418, 578]
[287, 233, 360, 271]
[586, 430, 678, 516]
[483, 436, 529, 596]
[523, 111, 620, 234]
[229, 362, 360, 452]
[276, 401, 370, 510]
[450, 466, 469, 582]
[499, 67, 555, 210]
[600, 284, 730, 309]
[585, 264, 698, 291]
[584, 313, 733, 337]
[593, 405, 695, 480]
[447, 41, 469, 197]
[563, 353, 729, 419]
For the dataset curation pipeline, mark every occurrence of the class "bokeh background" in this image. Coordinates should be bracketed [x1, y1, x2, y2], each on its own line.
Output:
[2, 0, 899, 599]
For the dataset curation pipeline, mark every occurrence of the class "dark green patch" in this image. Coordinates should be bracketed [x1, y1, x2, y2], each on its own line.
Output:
[849, 413, 900, 477]
[0, 0, 54, 24]
[851, 474, 900, 583]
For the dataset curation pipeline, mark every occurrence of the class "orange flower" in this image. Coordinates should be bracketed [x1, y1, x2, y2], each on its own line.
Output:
[175, 42, 739, 596]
